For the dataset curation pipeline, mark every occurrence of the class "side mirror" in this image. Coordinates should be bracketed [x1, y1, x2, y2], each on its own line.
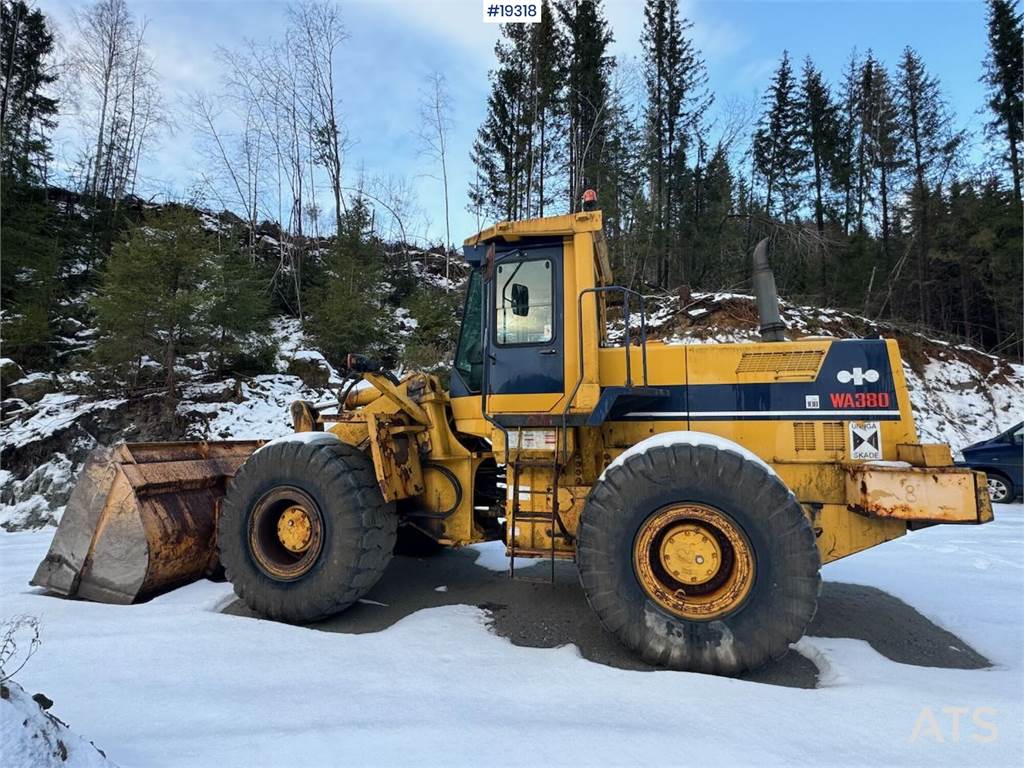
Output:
[511, 283, 530, 316]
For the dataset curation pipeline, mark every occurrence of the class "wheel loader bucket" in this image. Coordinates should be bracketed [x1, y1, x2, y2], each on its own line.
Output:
[31, 440, 262, 604]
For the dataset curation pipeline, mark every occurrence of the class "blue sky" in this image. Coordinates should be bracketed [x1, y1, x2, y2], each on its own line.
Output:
[38, 0, 993, 242]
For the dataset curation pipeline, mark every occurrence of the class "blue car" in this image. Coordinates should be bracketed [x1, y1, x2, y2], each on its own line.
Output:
[959, 422, 1023, 503]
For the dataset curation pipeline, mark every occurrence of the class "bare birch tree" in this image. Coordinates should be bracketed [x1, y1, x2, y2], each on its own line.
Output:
[416, 71, 453, 280]
[72, 0, 161, 203]
[289, 0, 347, 234]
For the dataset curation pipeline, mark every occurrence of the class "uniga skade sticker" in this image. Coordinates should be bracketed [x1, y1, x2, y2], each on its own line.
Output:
[850, 421, 882, 460]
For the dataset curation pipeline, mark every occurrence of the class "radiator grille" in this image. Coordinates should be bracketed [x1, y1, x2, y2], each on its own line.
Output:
[736, 350, 825, 375]
[793, 422, 816, 451]
[823, 422, 845, 451]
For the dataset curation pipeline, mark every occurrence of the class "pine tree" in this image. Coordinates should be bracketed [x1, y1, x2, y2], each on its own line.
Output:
[0, 0, 60, 366]
[599, 84, 644, 274]
[527, 0, 562, 217]
[93, 208, 214, 399]
[641, 0, 711, 286]
[0, 191, 59, 364]
[0, 0, 58, 183]
[797, 56, 838, 298]
[308, 197, 395, 365]
[798, 57, 837, 238]
[557, 0, 614, 209]
[753, 52, 807, 223]
[982, 0, 1023, 203]
[206, 246, 273, 374]
[834, 50, 862, 236]
[862, 58, 904, 261]
[896, 47, 959, 324]
[469, 24, 532, 220]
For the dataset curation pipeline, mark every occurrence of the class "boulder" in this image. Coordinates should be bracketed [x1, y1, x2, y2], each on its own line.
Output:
[0, 358, 25, 397]
[181, 378, 241, 404]
[58, 316, 86, 337]
[1, 398, 30, 420]
[7, 373, 56, 404]
[287, 350, 331, 389]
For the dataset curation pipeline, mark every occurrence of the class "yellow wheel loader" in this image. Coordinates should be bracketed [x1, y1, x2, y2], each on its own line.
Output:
[32, 202, 993, 675]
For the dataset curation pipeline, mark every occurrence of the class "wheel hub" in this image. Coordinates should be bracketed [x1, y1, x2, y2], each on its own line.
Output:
[987, 477, 1007, 501]
[659, 523, 722, 585]
[633, 503, 755, 621]
[277, 506, 313, 553]
[249, 486, 324, 581]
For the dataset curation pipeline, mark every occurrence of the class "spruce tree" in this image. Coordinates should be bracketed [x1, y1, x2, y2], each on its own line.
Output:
[798, 57, 838, 238]
[469, 24, 532, 220]
[556, 0, 614, 209]
[982, 0, 1023, 203]
[0, 0, 58, 183]
[753, 51, 807, 222]
[834, 50, 862, 236]
[862, 58, 904, 262]
[206, 246, 273, 374]
[0, 0, 59, 366]
[528, 0, 563, 217]
[641, 0, 711, 286]
[93, 208, 213, 398]
[798, 56, 838, 298]
[896, 47, 959, 324]
[308, 197, 395, 365]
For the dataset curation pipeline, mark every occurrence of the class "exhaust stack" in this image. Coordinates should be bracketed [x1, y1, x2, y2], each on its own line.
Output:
[751, 238, 786, 342]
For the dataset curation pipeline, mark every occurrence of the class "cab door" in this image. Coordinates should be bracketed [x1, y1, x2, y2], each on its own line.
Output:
[486, 242, 564, 412]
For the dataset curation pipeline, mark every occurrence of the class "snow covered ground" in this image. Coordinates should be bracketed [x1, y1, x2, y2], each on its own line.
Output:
[1, 506, 1021, 767]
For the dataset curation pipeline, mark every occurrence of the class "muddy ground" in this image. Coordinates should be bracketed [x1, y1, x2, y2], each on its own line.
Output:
[224, 547, 990, 689]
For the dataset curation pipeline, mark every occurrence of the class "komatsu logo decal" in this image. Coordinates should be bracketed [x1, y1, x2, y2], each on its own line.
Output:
[836, 367, 880, 386]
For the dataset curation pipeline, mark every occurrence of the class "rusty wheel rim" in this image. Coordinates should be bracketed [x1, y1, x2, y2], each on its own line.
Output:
[249, 486, 324, 581]
[633, 503, 755, 621]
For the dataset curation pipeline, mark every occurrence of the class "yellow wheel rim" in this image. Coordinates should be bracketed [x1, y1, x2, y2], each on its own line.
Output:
[249, 487, 324, 581]
[277, 506, 313, 553]
[633, 504, 755, 621]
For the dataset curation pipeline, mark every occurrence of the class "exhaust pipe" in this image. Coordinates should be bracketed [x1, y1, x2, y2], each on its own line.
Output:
[751, 238, 786, 342]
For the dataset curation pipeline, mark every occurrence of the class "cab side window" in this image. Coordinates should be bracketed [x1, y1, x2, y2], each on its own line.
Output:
[495, 259, 554, 345]
[453, 271, 483, 392]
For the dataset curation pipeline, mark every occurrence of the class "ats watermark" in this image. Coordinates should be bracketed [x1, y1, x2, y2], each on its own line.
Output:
[909, 706, 998, 744]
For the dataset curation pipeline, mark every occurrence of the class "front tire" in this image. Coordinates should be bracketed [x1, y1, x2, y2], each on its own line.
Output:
[578, 440, 820, 675]
[219, 440, 396, 623]
[987, 473, 1013, 504]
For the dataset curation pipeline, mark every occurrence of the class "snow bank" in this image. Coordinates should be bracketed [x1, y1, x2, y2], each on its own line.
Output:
[0, 679, 114, 768]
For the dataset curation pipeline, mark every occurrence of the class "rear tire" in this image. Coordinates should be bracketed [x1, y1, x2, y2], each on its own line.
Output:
[219, 440, 396, 623]
[578, 440, 820, 675]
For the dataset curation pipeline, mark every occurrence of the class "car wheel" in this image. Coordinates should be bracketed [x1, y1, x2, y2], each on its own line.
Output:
[987, 474, 1013, 504]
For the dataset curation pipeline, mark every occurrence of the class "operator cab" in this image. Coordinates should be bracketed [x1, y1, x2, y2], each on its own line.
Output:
[451, 237, 566, 403]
